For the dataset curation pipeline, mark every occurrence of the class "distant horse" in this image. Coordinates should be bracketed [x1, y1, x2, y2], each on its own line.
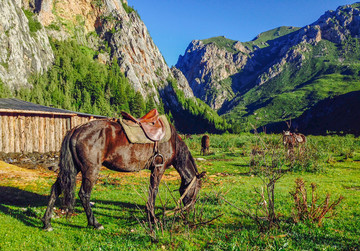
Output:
[42, 118, 205, 231]
[201, 135, 210, 155]
[282, 131, 306, 154]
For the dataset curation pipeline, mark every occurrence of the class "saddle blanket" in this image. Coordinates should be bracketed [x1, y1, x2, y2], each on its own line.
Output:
[119, 115, 171, 144]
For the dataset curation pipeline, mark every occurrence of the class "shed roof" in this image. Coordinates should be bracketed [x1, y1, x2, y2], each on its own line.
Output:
[0, 98, 105, 118]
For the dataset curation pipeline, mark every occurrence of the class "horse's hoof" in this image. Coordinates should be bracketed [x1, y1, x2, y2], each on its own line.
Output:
[95, 224, 104, 230]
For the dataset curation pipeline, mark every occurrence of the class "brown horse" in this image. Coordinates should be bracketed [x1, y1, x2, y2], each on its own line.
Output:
[42, 119, 205, 231]
[282, 130, 306, 154]
[201, 135, 210, 155]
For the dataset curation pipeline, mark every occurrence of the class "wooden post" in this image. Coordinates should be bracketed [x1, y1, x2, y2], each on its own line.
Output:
[50, 116, 55, 152]
[3, 115, 9, 153]
[9, 115, 15, 152]
[56, 117, 62, 151]
[45, 117, 50, 152]
[33, 116, 39, 152]
[14, 115, 20, 153]
[19, 115, 25, 152]
[25, 116, 32, 153]
[39, 116, 45, 153]
[0, 115, 2, 152]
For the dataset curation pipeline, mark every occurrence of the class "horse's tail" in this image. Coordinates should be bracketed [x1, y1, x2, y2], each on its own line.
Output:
[58, 128, 78, 213]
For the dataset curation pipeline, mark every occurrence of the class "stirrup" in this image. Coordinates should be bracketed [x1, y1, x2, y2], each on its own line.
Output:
[153, 153, 164, 167]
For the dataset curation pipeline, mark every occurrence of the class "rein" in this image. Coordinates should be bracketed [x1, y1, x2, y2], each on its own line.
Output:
[165, 171, 206, 216]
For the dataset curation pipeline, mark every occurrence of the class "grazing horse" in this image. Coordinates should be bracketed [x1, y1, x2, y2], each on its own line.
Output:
[201, 135, 210, 156]
[282, 130, 307, 154]
[42, 118, 205, 231]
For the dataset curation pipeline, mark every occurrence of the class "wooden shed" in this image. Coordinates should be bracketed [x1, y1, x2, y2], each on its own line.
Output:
[0, 98, 105, 153]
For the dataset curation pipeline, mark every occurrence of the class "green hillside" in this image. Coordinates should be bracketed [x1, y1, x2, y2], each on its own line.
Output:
[201, 26, 300, 54]
[202, 36, 239, 53]
[224, 38, 360, 132]
[244, 26, 300, 49]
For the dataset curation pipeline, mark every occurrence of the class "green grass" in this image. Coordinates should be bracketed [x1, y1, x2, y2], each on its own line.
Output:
[1, 133, 360, 249]
[202, 36, 239, 54]
[22, 8, 42, 33]
[243, 26, 300, 50]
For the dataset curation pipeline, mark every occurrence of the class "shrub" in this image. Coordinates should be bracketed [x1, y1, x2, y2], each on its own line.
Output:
[290, 178, 344, 225]
[22, 9, 42, 33]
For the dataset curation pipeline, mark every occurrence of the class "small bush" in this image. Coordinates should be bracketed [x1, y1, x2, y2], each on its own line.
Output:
[23, 9, 42, 33]
[290, 178, 344, 225]
[288, 143, 322, 172]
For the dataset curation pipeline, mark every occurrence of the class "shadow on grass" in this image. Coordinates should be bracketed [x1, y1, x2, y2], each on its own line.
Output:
[0, 186, 165, 229]
[0, 186, 48, 207]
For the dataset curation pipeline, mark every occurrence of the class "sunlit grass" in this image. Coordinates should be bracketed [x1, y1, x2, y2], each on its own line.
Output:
[1, 133, 360, 249]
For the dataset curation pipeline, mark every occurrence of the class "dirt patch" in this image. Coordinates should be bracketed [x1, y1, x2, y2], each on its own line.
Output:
[0, 158, 180, 188]
[0, 161, 53, 180]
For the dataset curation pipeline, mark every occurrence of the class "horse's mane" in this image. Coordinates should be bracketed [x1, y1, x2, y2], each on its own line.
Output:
[171, 125, 199, 175]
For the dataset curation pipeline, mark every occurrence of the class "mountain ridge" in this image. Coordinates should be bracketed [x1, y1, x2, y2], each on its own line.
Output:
[177, 2, 360, 133]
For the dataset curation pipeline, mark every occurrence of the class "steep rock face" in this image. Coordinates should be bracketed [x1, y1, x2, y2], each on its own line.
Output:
[0, 0, 54, 89]
[99, 10, 172, 101]
[41, 0, 182, 102]
[170, 67, 195, 99]
[176, 39, 248, 109]
[313, 5, 360, 44]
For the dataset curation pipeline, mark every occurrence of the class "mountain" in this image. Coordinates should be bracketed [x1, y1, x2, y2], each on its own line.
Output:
[177, 3, 360, 133]
[176, 26, 300, 110]
[0, 0, 229, 133]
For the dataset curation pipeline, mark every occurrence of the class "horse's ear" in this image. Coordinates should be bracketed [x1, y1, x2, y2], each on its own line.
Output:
[196, 171, 206, 179]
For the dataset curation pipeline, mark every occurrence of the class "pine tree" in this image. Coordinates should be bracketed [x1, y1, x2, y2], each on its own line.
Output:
[146, 95, 156, 112]
[130, 91, 145, 117]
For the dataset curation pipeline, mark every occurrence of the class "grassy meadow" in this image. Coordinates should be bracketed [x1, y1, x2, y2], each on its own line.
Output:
[0, 133, 360, 250]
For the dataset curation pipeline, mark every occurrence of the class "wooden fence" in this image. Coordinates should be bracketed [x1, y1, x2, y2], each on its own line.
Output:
[0, 111, 99, 153]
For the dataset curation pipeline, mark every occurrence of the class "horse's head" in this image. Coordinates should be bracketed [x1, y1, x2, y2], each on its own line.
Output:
[180, 171, 206, 209]
[174, 130, 206, 209]
[283, 130, 291, 136]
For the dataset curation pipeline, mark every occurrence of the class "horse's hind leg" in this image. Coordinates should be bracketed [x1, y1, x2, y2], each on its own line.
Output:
[78, 168, 103, 229]
[42, 178, 62, 231]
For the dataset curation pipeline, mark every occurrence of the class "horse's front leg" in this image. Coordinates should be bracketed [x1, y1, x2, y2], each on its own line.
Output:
[146, 164, 165, 228]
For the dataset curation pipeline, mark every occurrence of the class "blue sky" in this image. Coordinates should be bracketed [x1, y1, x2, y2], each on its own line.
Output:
[131, 0, 354, 66]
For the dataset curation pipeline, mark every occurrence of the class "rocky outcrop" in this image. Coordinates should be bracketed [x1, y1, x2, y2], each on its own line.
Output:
[99, 10, 172, 101]
[171, 67, 195, 99]
[177, 4, 360, 111]
[176, 39, 247, 109]
[0, 0, 54, 89]
[313, 4, 360, 44]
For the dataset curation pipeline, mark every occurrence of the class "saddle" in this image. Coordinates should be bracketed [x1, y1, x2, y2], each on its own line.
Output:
[121, 109, 166, 142]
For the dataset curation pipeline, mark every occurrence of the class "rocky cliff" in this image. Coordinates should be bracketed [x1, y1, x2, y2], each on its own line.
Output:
[176, 38, 249, 109]
[0, 0, 54, 89]
[0, 0, 194, 103]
